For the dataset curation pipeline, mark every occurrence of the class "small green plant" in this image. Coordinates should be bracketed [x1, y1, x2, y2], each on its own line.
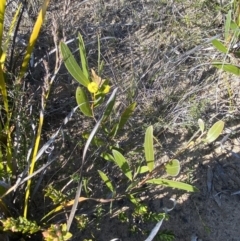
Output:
[60, 33, 111, 118]
[156, 230, 175, 241]
[40, 117, 224, 238]
[212, 2, 240, 76]
[75, 215, 89, 230]
[45, 185, 67, 205]
[211, 2, 240, 108]
[42, 224, 72, 241]
[1, 216, 41, 234]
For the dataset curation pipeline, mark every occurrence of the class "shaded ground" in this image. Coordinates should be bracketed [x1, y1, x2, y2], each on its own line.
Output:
[4, 0, 240, 240]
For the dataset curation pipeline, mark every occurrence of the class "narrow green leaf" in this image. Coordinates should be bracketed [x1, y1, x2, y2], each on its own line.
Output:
[98, 170, 114, 193]
[138, 165, 149, 174]
[211, 39, 228, 54]
[101, 152, 114, 162]
[118, 102, 136, 130]
[198, 119, 205, 133]
[213, 62, 240, 76]
[0, 63, 8, 113]
[205, 120, 224, 143]
[126, 180, 139, 192]
[0, 0, 6, 48]
[165, 159, 180, 177]
[1, 2, 22, 66]
[102, 93, 116, 121]
[128, 194, 139, 205]
[144, 126, 154, 172]
[60, 42, 89, 87]
[18, 0, 50, 81]
[112, 150, 132, 181]
[146, 178, 198, 192]
[225, 10, 232, 41]
[76, 87, 93, 117]
[111, 102, 136, 137]
[78, 33, 89, 80]
[230, 20, 239, 31]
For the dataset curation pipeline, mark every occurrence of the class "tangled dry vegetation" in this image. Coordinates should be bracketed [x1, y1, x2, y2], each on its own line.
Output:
[1, 0, 240, 241]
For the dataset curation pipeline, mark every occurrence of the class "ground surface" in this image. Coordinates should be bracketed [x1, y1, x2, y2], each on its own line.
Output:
[5, 0, 240, 241]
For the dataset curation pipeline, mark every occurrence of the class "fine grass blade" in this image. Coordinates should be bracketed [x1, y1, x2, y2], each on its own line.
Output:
[78, 33, 89, 80]
[1, 2, 22, 67]
[24, 109, 44, 218]
[165, 159, 180, 177]
[225, 10, 232, 41]
[0, 0, 6, 50]
[18, 0, 50, 82]
[101, 152, 114, 162]
[112, 150, 132, 181]
[137, 165, 149, 174]
[76, 86, 93, 117]
[146, 178, 198, 192]
[0, 63, 8, 113]
[205, 120, 224, 143]
[98, 170, 115, 193]
[213, 62, 240, 76]
[60, 42, 89, 87]
[144, 126, 154, 172]
[0, 0, 8, 113]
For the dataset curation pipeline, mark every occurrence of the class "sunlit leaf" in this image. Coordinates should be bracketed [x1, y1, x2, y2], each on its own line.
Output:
[211, 39, 227, 54]
[205, 120, 224, 143]
[60, 42, 89, 87]
[0, 0, 6, 48]
[144, 126, 154, 172]
[98, 170, 114, 193]
[146, 178, 198, 192]
[165, 159, 180, 177]
[41, 197, 89, 221]
[78, 32, 89, 80]
[138, 165, 149, 174]
[112, 150, 132, 181]
[0, 63, 8, 113]
[1, 2, 22, 67]
[18, 0, 50, 81]
[198, 119, 205, 133]
[128, 194, 139, 205]
[76, 87, 93, 117]
[213, 62, 240, 76]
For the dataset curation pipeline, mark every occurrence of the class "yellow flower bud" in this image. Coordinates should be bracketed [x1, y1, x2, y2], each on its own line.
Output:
[87, 82, 98, 93]
[102, 85, 111, 94]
